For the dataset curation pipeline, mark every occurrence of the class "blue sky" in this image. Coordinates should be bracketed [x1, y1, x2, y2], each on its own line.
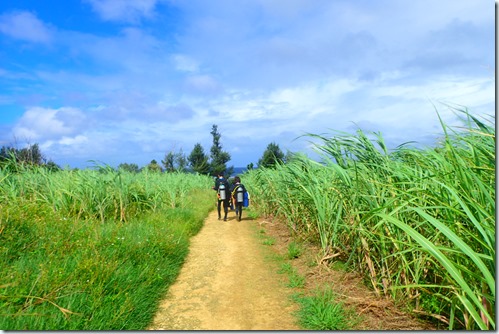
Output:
[0, 0, 494, 169]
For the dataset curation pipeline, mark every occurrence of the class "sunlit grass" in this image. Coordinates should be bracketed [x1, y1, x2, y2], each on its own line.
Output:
[244, 108, 495, 330]
[293, 287, 357, 330]
[0, 167, 214, 330]
[277, 263, 305, 288]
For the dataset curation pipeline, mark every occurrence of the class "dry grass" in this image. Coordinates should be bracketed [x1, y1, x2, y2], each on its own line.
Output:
[258, 215, 437, 331]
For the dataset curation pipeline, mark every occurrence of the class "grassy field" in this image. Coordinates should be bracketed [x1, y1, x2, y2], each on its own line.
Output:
[243, 109, 495, 330]
[0, 108, 494, 330]
[0, 166, 214, 330]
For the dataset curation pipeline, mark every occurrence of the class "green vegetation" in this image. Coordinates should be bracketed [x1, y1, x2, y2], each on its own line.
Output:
[0, 165, 214, 330]
[287, 241, 303, 259]
[209, 124, 232, 176]
[261, 236, 276, 246]
[278, 263, 306, 288]
[293, 288, 357, 330]
[1, 106, 493, 330]
[188, 143, 210, 175]
[244, 108, 495, 330]
[258, 142, 286, 168]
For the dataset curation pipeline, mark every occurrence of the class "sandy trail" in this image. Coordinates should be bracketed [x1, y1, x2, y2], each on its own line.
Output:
[147, 209, 300, 330]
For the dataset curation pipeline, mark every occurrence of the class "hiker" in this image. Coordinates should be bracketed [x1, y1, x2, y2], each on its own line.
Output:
[228, 177, 235, 211]
[212, 172, 230, 221]
[231, 176, 247, 222]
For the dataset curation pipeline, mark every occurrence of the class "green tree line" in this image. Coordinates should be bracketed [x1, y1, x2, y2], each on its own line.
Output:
[0, 143, 60, 171]
[0, 124, 289, 175]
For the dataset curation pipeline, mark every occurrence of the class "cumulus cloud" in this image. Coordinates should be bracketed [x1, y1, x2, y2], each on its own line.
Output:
[13, 107, 87, 141]
[0, 0, 493, 168]
[0, 11, 52, 44]
[40, 135, 89, 155]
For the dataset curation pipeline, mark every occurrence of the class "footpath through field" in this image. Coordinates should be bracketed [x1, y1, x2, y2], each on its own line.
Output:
[147, 209, 300, 330]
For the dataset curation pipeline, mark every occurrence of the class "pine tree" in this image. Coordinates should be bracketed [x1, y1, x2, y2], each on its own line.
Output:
[209, 124, 232, 176]
[188, 143, 210, 174]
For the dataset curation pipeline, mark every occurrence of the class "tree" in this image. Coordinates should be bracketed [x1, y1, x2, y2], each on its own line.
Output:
[0, 143, 52, 169]
[0, 143, 44, 165]
[246, 162, 254, 170]
[18, 143, 44, 165]
[118, 163, 140, 173]
[0, 146, 15, 164]
[188, 143, 210, 174]
[258, 142, 285, 168]
[146, 159, 162, 173]
[44, 160, 61, 172]
[162, 148, 188, 173]
[163, 152, 175, 172]
[209, 124, 232, 176]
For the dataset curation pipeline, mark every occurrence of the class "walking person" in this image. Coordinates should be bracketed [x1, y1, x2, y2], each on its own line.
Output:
[213, 172, 230, 221]
[231, 176, 247, 222]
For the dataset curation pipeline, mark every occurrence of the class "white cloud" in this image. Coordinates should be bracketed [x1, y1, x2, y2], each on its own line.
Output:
[59, 135, 88, 146]
[0, 11, 52, 44]
[13, 107, 87, 141]
[84, 0, 159, 23]
[0, 0, 493, 168]
[269, 79, 357, 114]
[40, 135, 88, 151]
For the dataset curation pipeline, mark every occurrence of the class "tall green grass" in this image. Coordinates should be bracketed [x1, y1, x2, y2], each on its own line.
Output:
[0, 166, 214, 330]
[244, 109, 495, 330]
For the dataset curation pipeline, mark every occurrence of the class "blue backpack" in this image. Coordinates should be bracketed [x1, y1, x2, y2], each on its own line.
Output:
[243, 189, 250, 207]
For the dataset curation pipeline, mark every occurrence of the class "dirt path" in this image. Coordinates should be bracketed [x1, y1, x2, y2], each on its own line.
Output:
[147, 210, 300, 330]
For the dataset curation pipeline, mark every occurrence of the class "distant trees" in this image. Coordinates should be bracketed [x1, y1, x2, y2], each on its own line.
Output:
[0, 143, 60, 170]
[188, 143, 210, 174]
[150, 125, 231, 175]
[0, 131, 290, 174]
[118, 124, 235, 175]
[208, 124, 232, 176]
[118, 163, 140, 173]
[157, 131, 288, 174]
[258, 142, 285, 168]
[162, 149, 188, 173]
[0, 143, 43, 165]
[146, 159, 162, 173]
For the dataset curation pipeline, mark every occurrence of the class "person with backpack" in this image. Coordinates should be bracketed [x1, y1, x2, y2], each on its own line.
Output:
[212, 172, 230, 221]
[230, 176, 247, 222]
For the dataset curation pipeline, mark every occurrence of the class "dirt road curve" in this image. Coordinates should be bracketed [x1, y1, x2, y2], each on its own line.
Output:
[147, 210, 300, 330]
